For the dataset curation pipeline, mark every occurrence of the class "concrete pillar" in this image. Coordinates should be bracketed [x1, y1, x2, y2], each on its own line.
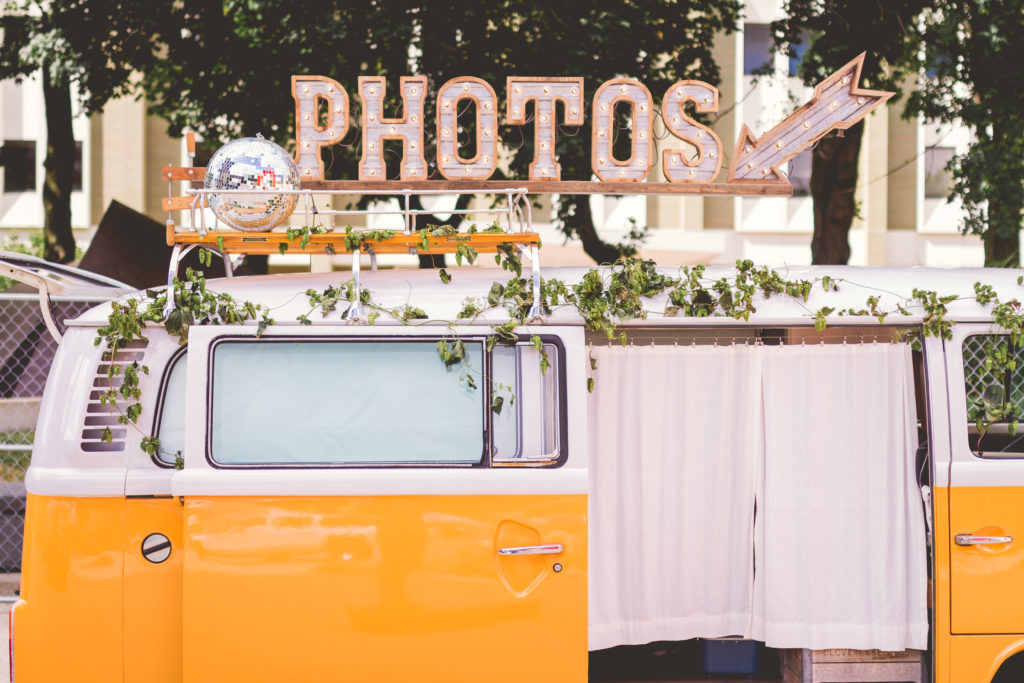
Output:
[858, 107, 890, 265]
[887, 81, 920, 232]
[704, 30, 740, 230]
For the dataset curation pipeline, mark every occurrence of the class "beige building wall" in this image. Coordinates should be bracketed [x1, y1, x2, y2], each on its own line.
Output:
[95, 96, 178, 225]
[887, 106, 920, 232]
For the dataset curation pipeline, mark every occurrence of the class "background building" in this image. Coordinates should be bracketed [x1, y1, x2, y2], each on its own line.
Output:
[0, 1, 985, 268]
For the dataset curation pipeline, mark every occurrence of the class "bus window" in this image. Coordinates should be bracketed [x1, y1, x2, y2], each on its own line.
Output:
[963, 334, 1024, 457]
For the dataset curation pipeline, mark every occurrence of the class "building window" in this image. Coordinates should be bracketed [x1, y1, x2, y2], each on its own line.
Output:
[788, 30, 810, 77]
[1, 140, 36, 192]
[743, 24, 773, 75]
[925, 146, 955, 199]
[0, 140, 82, 192]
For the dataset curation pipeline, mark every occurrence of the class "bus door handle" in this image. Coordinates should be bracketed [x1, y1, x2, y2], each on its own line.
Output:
[955, 534, 1013, 546]
[497, 544, 563, 556]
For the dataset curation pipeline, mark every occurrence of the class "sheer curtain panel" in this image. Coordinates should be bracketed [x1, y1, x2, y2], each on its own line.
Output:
[587, 345, 763, 650]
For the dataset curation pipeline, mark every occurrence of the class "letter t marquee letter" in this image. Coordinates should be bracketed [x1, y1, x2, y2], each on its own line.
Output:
[506, 78, 584, 180]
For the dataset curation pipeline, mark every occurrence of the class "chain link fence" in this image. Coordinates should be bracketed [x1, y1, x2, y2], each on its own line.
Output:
[963, 334, 1024, 410]
[0, 293, 103, 571]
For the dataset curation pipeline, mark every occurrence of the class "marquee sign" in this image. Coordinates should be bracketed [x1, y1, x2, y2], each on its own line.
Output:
[289, 53, 890, 192]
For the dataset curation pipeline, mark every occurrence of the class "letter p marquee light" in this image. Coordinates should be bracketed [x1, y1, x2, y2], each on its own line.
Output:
[292, 76, 349, 181]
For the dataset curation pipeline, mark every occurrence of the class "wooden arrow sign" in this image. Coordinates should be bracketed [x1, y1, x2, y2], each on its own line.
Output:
[727, 53, 893, 183]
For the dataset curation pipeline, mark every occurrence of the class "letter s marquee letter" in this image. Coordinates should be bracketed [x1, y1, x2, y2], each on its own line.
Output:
[661, 81, 723, 183]
[292, 76, 349, 181]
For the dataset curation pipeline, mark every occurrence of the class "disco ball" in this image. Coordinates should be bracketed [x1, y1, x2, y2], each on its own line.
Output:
[204, 134, 299, 232]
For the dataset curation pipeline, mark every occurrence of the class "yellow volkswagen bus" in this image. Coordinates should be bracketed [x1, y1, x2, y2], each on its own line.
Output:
[10, 258, 1024, 682]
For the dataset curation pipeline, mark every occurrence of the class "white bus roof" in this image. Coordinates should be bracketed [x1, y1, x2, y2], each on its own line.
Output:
[67, 264, 1022, 329]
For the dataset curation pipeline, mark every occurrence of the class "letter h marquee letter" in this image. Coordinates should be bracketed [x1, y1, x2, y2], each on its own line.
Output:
[358, 76, 428, 181]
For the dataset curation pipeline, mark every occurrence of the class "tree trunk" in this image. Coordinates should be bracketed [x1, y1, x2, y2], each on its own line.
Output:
[41, 66, 77, 264]
[561, 195, 623, 265]
[983, 225, 1020, 268]
[981, 124, 1022, 268]
[809, 122, 864, 265]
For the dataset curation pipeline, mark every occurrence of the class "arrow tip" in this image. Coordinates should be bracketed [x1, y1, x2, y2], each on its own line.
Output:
[728, 125, 758, 182]
[728, 125, 786, 182]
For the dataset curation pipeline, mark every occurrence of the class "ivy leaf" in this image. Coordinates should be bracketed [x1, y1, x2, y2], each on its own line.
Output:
[491, 395, 504, 415]
[439, 269, 451, 284]
[164, 308, 184, 336]
[587, 377, 595, 393]
[487, 282, 505, 306]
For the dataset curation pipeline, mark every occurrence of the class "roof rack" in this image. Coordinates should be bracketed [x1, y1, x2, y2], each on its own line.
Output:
[162, 164, 546, 320]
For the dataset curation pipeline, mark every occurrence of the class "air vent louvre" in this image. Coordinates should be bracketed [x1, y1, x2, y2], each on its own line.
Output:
[80, 339, 150, 453]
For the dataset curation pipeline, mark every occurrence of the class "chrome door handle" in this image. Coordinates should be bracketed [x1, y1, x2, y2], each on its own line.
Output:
[955, 534, 1013, 546]
[496, 543, 563, 556]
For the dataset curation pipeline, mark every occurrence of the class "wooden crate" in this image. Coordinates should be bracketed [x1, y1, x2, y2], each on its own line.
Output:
[782, 648, 923, 683]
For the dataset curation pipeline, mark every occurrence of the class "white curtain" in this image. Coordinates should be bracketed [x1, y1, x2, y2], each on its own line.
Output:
[588, 345, 763, 651]
[751, 343, 928, 651]
[587, 342, 928, 652]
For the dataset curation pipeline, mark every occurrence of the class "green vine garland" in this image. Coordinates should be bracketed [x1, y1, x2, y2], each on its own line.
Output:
[94, 251, 1024, 466]
[94, 266, 273, 467]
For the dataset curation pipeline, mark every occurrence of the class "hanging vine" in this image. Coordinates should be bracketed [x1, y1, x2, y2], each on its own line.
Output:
[94, 267, 273, 467]
[97, 253, 1024, 463]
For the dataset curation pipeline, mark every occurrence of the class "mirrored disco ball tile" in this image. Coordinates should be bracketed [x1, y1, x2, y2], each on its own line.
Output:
[204, 134, 300, 232]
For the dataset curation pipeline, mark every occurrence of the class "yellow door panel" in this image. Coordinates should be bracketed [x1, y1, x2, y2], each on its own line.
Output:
[124, 497, 183, 683]
[948, 634, 1024, 683]
[13, 495, 124, 682]
[182, 494, 586, 683]
[949, 486, 1024, 634]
